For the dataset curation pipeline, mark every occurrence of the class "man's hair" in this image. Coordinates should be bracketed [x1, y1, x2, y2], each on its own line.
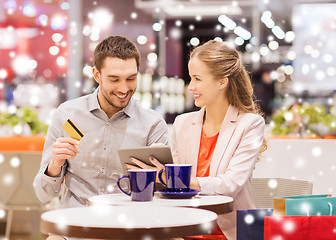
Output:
[94, 35, 140, 72]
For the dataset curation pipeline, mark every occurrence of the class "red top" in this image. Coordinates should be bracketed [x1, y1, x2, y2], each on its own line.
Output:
[196, 129, 219, 177]
[193, 129, 226, 239]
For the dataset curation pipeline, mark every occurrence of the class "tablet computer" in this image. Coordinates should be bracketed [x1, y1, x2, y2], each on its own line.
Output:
[118, 145, 173, 174]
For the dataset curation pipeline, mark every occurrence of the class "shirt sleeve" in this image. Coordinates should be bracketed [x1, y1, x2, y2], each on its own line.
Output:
[33, 108, 66, 203]
[146, 116, 169, 146]
[196, 116, 265, 196]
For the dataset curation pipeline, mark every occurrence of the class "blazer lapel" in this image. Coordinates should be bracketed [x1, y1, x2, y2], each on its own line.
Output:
[189, 108, 204, 177]
[209, 105, 238, 176]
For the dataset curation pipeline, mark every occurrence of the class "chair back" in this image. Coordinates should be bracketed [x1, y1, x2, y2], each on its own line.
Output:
[251, 178, 313, 208]
[0, 152, 42, 206]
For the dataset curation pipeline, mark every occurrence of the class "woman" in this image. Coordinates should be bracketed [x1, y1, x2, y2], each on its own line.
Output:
[130, 40, 266, 240]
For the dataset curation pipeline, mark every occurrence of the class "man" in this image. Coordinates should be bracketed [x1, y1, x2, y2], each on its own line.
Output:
[253, 67, 275, 122]
[33, 36, 168, 208]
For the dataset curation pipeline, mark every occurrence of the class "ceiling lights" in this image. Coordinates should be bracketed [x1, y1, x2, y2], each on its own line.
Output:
[218, 14, 252, 41]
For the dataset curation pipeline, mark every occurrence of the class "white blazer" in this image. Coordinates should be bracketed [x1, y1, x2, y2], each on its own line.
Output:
[172, 105, 265, 240]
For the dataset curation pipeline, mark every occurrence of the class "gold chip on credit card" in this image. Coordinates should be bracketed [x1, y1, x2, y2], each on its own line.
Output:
[62, 119, 84, 140]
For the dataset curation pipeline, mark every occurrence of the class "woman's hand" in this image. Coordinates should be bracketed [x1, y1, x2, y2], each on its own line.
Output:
[190, 177, 201, 191]
[125, 156, 165, 183]
[125, 156, 163, 170]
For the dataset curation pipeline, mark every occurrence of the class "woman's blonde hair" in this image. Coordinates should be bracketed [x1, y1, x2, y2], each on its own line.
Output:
[190, 40, 267, 157]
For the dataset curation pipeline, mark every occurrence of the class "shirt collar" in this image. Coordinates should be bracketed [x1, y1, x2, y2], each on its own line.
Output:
[121, 98, 134, 118]
[88, 87, 134, 118]
[88, 87, 100, 112]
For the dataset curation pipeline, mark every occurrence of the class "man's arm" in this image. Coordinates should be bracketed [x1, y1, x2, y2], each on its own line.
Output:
[33, 109, 79, 203]
[146, 117, 169, 146]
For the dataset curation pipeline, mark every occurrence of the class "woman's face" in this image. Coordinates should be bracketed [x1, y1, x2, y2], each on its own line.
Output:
[188, 56, 226, 108]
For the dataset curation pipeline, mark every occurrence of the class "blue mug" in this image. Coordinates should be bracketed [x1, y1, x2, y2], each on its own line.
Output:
[117, 169, 157, 201]
[158, 164, 192, 192]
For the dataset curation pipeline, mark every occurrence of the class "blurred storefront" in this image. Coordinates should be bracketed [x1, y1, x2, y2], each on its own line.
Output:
[0, 0, 335, 127]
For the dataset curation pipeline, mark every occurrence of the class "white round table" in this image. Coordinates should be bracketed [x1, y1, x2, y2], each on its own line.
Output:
[41, 205, 218, 239]
[88, 193, 233, 215]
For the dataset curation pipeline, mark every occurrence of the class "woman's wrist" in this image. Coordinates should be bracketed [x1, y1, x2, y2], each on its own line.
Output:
[190, 177, 201, 190]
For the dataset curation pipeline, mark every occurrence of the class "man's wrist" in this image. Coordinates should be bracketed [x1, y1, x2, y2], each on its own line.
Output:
[46, 161, 63, 177]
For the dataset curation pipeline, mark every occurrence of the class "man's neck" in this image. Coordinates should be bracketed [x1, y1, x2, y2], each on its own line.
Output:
[97, 91, 124, 119]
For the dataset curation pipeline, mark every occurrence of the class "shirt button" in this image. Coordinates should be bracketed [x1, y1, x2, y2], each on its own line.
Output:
[54, 179, 58, 182]
[103, 146, 107, 150]
[100, 167, 105, 173]
[106, 122, 110, 126]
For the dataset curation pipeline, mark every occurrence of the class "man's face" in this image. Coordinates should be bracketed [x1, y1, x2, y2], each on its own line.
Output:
[93, 57, 138, 116]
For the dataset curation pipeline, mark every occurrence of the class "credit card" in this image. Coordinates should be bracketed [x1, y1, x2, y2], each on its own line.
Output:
[62, 119, 84, 140]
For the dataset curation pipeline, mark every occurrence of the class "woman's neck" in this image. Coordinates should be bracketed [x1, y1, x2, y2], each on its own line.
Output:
[203, 98, 229, 136]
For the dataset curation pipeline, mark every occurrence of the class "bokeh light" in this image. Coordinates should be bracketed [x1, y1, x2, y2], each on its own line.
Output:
[3, 174, 14, 185]
[130, 12, 137, 19]
[92, 8, 113, 29]
[214, 37, 223, 42]
[37, 14, 48, 26]
[49, 46, 60, 56]
[190, 37, 200, 46]
[234, 37, 244, 46]
[152, 23, 162, 32]
[137, 35, 148, 45]
[169, 28, 182, 40]
[56, 56, 66, 66]
[51, 15, 67, 30]
[268, 40, 279, 50]
[52, 33, 63, 42]
[147, 53, 157, 62]
[0, 209, 5, 219]
[23, 3, 37, 17]
[10, 157, 20, 167]
[244, 214, 255, 224]
[175, 20, 182, 27]
[11, 55, 34, 76]
[285, 31, 295, 42]
[268, 179, 278, 189]
[0, 69, 8, 79]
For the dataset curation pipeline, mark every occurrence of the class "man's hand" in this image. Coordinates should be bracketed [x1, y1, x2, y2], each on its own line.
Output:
[47, 137, 80, 177]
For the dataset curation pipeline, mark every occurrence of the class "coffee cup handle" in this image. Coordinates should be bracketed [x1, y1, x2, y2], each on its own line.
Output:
[117, 175, 131, 196]
[158, 169, 167, 187]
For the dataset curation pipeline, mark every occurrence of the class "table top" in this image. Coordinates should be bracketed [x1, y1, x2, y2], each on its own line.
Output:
[41, 205, 218, 240]
[88, 193, 233, 215]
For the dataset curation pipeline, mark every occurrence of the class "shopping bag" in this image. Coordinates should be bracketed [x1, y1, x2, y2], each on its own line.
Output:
[236, 208, 273, 240]
[264, 215, 336, 240]
[273, 194, 336, 216]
